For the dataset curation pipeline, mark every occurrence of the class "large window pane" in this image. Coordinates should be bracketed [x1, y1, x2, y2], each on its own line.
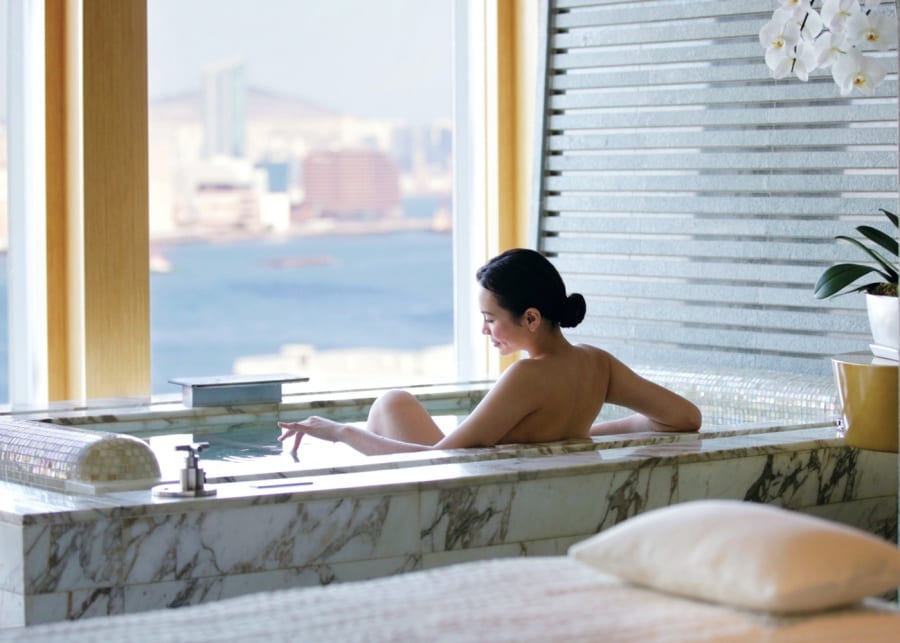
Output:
[148, 0, 454, 396]
[0, 1, 7, 402]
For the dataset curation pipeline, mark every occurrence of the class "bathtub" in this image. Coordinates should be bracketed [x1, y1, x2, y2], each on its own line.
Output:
[0, 365, 895, 627]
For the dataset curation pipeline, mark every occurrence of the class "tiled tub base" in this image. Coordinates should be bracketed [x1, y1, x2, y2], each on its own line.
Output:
[0, 424, 895, 627]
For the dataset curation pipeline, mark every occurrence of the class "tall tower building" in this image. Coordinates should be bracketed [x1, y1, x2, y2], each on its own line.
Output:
[203, 60, 246, 159]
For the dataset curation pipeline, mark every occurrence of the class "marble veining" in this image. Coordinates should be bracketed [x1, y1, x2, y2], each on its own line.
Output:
[421, 484, 515, 551]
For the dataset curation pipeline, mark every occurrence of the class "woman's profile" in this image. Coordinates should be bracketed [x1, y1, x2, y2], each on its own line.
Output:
[278, 248, 701, 455]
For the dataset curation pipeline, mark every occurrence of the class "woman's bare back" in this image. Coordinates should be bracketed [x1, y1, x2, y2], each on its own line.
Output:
[432, 344, 612, 449]
[450, 343, 701, 447]
[494, 344, 610, 444]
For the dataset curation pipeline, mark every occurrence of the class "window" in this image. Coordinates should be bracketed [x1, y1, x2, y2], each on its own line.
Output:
[3, 0, 47, 408]
[0, 0, 9, 403]
[0, 1, 521, 407]
[147, 0, 458, 395]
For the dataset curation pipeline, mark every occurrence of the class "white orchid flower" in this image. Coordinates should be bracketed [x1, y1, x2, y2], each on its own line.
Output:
[846, 10, 899, 51]
[784, 7, 825, 41]
[766, 47, 795, 79]
[814, 30, 849, 67]
[760, 10, 799, 50]
[761, 12, 802, 78]
[759, 0, 895, 94]
[820, 0, 861, 33]
[790, 39, 821, 80]
[804, 9, 825, 40]
[767, 39, 819, 81]
[832, 49, 887, 95]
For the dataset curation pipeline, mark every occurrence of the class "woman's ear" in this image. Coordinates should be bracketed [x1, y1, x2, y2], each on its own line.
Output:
[523, 307, 542, 331]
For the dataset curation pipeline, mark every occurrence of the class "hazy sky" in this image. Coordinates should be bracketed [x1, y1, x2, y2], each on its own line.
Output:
[1, 0, 454, 124]
[149, 0, 453, 123]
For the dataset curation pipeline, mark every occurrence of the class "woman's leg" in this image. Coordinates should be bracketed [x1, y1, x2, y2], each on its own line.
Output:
[366, 389, 444, 445]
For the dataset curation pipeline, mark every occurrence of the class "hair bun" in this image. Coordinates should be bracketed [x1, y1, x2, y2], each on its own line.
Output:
[559, 293, 586, 328]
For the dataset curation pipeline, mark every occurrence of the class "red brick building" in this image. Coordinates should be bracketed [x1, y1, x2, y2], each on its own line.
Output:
[299, 150, 401, 220]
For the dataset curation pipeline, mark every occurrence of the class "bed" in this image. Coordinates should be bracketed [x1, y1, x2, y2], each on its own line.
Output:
[2, 501, 899, 642]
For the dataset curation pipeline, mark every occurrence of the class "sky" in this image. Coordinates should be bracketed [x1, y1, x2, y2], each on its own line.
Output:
[149, 0, 453, 124]
[1, 0, 454, 125]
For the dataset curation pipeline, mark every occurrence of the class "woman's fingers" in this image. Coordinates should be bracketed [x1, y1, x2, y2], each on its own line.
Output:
[277, 421, 305, 452]
[276, 421, 297, 441]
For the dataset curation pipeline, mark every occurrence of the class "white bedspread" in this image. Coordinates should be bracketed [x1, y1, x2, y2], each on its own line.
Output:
[2, 557, 899, 642]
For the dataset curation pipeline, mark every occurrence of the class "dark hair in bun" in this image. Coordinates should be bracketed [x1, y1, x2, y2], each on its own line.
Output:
[476, 248, 586, 328]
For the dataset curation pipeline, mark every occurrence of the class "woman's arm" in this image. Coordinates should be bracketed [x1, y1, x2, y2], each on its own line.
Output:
[278, 417, 434, 455]
[279, 361, 542, 455]
[591, 355, 701, 435]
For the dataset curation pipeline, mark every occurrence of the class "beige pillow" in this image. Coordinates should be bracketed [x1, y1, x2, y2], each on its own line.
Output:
[568, 499, 900, 614]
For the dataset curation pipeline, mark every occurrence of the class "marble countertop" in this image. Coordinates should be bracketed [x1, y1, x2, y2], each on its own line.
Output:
[0, 422, 844, 526]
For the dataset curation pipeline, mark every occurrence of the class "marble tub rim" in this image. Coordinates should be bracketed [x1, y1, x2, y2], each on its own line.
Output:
[0, 423, 848, 526]
[196, 420, 837, 486]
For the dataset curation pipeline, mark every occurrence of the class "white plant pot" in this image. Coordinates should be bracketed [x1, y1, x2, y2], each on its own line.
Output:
[866, 293, 899, 360]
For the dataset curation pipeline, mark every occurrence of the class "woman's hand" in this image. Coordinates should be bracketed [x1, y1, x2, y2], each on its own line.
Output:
[277, 416, 344, 452]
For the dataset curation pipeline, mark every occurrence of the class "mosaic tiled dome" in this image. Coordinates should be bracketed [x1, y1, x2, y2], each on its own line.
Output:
[0, 418, 161, 493]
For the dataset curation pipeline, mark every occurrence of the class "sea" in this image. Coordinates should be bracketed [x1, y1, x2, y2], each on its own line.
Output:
[0, 205, 454, 403]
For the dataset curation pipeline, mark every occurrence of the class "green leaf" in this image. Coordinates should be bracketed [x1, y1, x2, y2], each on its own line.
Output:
[857, 225, 898, 258]
[814, 263, 884, 299]
[879, 208, 898, 228]
[835, 235, 898, 282]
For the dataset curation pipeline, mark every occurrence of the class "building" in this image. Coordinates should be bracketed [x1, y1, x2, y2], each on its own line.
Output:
[181, 156, 264, 232]
[299, 149, 401, 220]
[203, 60, 246, 159]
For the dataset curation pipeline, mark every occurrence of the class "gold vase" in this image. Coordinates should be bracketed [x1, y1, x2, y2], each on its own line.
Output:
[832, 353, 898, 453]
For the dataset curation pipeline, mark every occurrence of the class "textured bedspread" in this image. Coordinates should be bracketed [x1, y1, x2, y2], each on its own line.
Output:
[2, 557, 899, 642]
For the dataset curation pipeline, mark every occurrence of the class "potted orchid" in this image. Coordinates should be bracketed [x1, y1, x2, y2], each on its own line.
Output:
[759, 0, 897, 95]
[760, 1, 898, 358]
[814, 208, 898, 359]
[813, 208, 898, 301]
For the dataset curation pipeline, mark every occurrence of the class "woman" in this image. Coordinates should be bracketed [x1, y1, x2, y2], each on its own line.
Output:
[278, 248, 701, 455]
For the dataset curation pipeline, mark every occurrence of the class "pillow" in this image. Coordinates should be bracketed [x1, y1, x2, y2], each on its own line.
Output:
[568, 499, 900, 614]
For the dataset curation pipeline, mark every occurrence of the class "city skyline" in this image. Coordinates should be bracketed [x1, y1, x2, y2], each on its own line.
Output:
[140, 46, 454, 246]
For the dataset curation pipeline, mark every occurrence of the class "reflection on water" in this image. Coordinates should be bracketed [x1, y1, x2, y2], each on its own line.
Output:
[149, 415, 462, 479]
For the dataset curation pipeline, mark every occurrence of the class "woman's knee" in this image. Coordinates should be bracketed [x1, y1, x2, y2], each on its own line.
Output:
[367, 389, 435, 441]
[375, 388, 416, 404]
[367, 389, 415, 433]
[371, 389, 417, 414]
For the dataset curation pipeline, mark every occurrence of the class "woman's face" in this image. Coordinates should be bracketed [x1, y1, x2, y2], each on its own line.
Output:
[478, 287, 526, 355]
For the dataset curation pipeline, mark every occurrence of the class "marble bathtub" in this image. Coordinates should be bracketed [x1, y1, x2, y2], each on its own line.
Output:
[1, 421, 896, 627]
[0, 368, 895, 627]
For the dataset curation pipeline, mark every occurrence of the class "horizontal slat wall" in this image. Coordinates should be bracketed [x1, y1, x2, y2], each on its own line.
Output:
[531, 0, 899, 375]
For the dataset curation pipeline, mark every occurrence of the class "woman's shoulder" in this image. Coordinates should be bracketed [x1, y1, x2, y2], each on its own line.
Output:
[502, 356, 544, 378]
[504, 345, 613, 378]
[496, 356, 555, 390]
[574, 343, 613, 362]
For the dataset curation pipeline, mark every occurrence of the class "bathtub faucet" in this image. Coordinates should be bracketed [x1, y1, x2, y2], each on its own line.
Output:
[152, 442, 218, 498]
[176, 443, 211, 495]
